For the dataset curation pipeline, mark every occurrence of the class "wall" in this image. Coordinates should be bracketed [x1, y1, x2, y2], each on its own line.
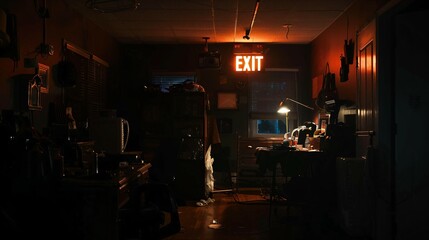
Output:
[310, 0, 390, 122]
[0, 0, 121, 132]
[311, 0, 392, 101]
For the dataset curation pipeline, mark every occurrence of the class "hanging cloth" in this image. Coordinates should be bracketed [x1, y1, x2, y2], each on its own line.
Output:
[204, 144, 215, 197]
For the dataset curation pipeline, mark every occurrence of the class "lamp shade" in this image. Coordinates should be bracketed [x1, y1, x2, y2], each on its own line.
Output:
[277, 100, 291, 114]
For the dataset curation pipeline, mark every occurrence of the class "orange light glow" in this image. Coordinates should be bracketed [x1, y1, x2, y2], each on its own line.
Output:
[235, 55, 264, 71]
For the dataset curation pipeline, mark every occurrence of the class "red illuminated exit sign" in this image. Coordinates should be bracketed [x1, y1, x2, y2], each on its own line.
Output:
[235, 55, 264, 72]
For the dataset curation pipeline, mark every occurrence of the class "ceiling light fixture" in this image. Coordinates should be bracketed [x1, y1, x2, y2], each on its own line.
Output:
[198, 37, 221, 69]
[34, 0, 54, 58]
[243, 0, 260, 40]
[283, 24, 292, 39]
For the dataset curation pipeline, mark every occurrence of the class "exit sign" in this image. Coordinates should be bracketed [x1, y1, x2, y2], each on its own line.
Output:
[235, 55, 264, 72]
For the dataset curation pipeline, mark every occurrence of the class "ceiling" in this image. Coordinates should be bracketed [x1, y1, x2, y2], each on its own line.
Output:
[64, 0, 354, 44]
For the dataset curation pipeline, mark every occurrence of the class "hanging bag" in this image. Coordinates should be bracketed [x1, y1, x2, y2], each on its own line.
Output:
[324, 66, 338, 113]
[316, 63, 331, 109]
[316, 62, 338, 112]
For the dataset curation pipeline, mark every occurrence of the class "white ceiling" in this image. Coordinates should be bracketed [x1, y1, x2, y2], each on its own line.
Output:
[64, 0, 354, 44]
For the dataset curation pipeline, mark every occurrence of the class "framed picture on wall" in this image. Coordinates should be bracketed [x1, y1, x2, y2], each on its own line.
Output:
[38, 63, 49, 93]
[217, 92, 238, 110]
[319, 113, 330, 131]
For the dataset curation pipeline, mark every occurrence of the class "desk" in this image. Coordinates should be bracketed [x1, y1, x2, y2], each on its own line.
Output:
[255, 147, 327, 222]
[60, 163, 151, 240]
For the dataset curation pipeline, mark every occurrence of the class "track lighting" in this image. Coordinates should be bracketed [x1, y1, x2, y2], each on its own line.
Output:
[243, 29, 250, 40]
[243, 0, 260, 40]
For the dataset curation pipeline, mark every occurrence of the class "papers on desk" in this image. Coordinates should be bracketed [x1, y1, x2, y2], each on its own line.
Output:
[255, 146, 270, 151]
[296, 148, 319, 152]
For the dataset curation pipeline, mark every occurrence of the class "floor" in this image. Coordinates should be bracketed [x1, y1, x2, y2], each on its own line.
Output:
[161, 187, 371, 240]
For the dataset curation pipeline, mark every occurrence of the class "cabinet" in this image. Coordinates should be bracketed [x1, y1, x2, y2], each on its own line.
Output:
[140, 92, 207, 202]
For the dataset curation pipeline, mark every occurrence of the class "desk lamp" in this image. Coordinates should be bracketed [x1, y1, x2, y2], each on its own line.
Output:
[277, 102, 291, 138]
[277, 98, 314, 140]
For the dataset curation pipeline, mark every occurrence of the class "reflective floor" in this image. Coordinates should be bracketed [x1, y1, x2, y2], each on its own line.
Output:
[162, 188, 370, 240]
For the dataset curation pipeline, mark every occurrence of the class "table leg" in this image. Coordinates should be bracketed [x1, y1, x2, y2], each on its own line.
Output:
[269, 162, 277, 224]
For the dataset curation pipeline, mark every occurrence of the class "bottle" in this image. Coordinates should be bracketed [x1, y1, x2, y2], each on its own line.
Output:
[304, 134, 311, 149]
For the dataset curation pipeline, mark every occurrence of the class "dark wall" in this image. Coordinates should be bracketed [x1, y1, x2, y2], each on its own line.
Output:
[0, 0, 121, 132]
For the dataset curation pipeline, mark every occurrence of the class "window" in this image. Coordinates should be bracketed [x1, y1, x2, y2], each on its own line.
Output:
[151, 72, 196, 92]
[63, 41, 109, 124]
[248, 69, 299, 138]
